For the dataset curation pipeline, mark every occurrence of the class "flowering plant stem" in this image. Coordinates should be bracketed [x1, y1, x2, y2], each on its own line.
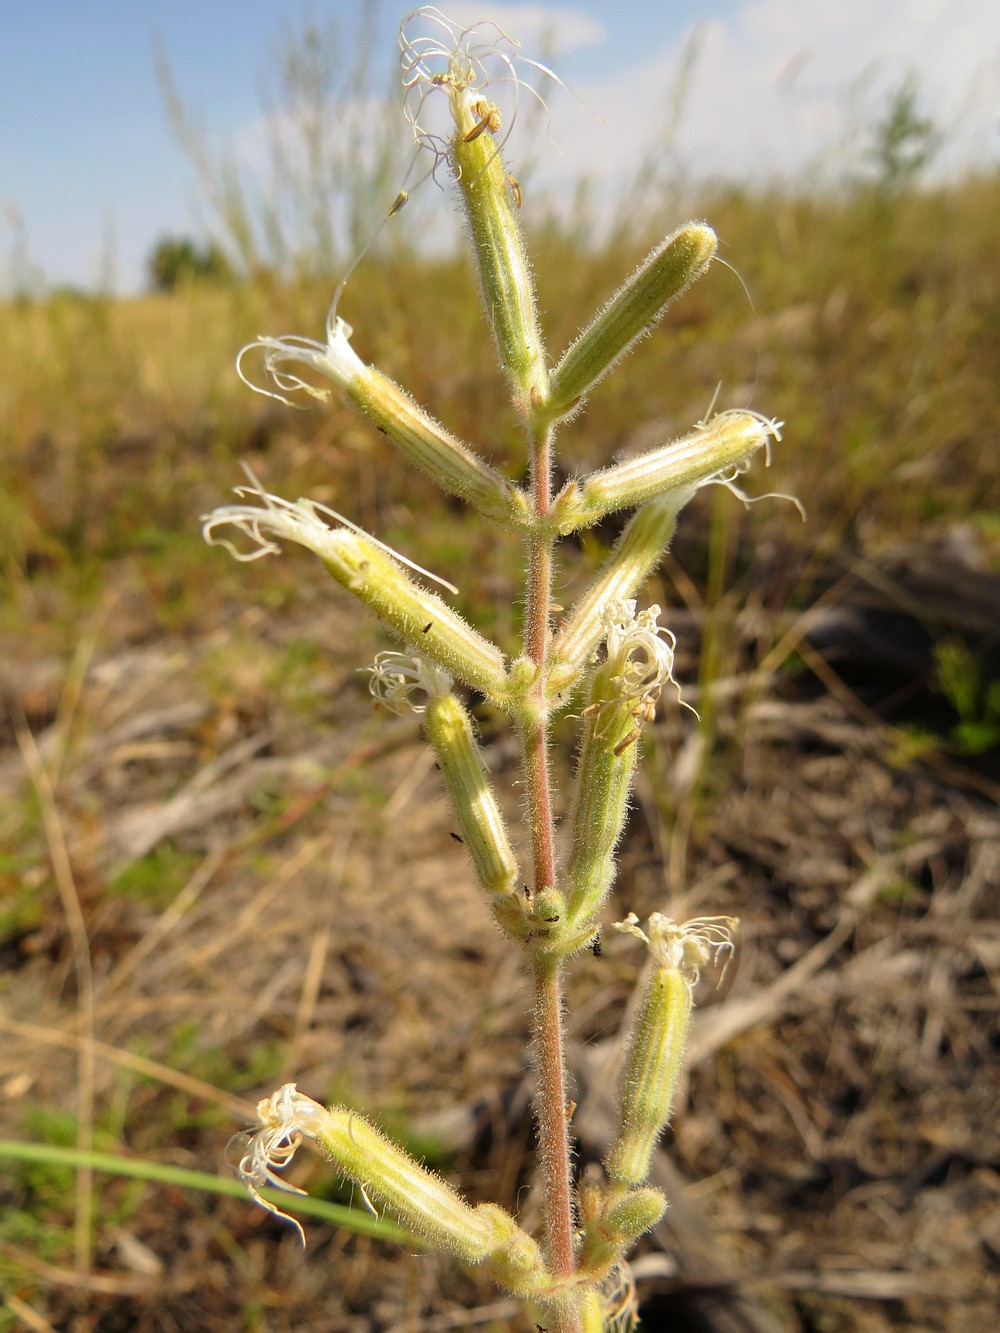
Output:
[202, 10, 784, 1330]
[522, 416, 580, 1322]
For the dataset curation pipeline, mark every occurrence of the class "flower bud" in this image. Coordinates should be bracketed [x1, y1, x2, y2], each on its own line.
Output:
[548, 224, 717, 418]
[424, 692, 520, 901]
[604, 1185, 668, 1245]
[578, 1175, 665, 1271]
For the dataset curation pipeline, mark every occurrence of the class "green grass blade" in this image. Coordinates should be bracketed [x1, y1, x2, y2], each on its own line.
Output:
[0, 1138, 414, 1245]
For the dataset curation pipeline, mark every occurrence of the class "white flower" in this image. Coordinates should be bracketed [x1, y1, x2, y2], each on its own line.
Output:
[236, 312, 365, 409]
[229, 1083, 328, 1245]
[602, 599, 679, 704]
[398, 6, 564, 176]
[201, 471, 340, 563]
[582, 600, 694, 749]
[613, 913, 739, 987]
[201, 465, 458, 592]
[365, 650, 453, 714]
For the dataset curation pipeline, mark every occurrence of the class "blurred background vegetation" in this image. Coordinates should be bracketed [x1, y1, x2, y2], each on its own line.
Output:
[1, 15, 998, 1332]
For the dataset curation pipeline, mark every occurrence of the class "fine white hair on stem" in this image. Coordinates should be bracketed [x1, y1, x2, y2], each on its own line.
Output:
[201, 463, 460, 595]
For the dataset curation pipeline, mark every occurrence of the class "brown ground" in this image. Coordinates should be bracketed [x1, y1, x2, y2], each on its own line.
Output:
[2, 514, 999, 1331]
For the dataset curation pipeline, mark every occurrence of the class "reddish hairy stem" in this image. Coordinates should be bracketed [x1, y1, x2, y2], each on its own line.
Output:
[532, 959, 577, 1285]
[521, 424, 579, 1331]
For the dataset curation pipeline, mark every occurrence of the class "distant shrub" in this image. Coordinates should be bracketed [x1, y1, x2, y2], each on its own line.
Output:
[865, 77, 938, 193]
[147, 235, 232, 291]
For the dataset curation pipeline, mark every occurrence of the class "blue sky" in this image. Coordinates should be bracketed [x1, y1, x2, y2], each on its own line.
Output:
[3, 1, 998, 293]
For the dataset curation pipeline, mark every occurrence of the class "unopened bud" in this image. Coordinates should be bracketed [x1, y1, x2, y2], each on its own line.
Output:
[548, 224, 717, 418]
[424, 692, 519, 900]
[602, 1185, 667, 1243]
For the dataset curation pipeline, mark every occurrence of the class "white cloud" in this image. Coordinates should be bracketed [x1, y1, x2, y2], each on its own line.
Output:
[220, 0, 1000, 271]
[508, 0, 1000, 211]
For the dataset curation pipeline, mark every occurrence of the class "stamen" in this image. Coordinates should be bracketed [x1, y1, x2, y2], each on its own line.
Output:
[398, 4, 569, 179]
[695, 412, 805, 519]
[613, 913, 739, 987]
[231, 1082, 329, 1245]
[234, 315, 364, 409]
[365, 650, 453, 714]
[587, 600, 696, 742]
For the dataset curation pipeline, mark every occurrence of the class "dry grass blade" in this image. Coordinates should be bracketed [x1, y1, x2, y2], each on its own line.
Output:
[13, 708, 96, 1281]
[0, 1015, 255, 1122]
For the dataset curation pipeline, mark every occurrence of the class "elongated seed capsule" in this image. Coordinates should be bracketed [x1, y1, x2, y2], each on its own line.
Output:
[448, 86, 548, 410]
[604, 965, 692, 1187]
[571, 411, 781, 525]
[566, 682, 640, 929]
[348, 362, 528, 525]
[317, 534, 508, 701]
[424, 692, 520, 901]
[317, 1104, 494, 1258]
[548, 223, 717, 419]
[240, 1085, 551, 1294]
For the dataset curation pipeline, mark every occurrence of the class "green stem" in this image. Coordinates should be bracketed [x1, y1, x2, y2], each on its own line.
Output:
[524, 422, 556, 893]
